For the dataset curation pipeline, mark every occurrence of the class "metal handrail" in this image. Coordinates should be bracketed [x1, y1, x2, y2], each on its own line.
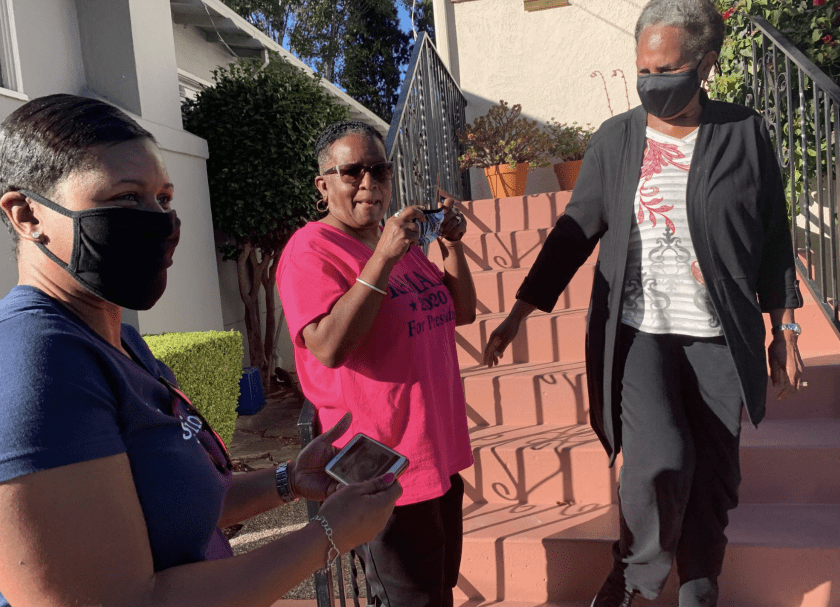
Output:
[741, 16, 840, 333]
[298, 400, 372, 607]
[384, 32, 470, 217]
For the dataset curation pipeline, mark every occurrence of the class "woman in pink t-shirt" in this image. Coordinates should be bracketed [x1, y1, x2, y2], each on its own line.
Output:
[277, 120, 476, 607]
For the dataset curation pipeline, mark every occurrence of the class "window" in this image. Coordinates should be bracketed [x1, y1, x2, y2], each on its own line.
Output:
[0, 0, 22, 92]
[178, 69, 212, 103]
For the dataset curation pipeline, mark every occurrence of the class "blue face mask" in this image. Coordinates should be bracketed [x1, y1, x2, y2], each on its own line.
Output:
[636, 67, 701, 118]
[21, 189, 180, 310]
[416, 208, 446, 245]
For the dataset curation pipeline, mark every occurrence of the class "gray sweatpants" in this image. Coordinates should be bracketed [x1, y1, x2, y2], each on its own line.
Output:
[612, 325, 744, 606]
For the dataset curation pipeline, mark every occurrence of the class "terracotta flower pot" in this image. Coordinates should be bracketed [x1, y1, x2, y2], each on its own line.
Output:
[484, 163, 530, 198]
[553, 159, 583, 191]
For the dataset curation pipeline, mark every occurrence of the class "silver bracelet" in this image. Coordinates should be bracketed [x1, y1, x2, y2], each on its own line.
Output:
[355, 277, 387, 296]
[312, 514, 340, 573]
[275, 461, 296, 503]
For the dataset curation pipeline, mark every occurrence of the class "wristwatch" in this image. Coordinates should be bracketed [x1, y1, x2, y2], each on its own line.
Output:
[275, 461, 296, 503]
[772, 323, 801, 336]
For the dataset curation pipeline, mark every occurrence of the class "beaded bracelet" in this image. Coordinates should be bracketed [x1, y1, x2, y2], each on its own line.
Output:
[312, 514, 340, 573]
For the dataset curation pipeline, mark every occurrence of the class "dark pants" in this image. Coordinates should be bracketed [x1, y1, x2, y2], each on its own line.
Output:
[612, 326, 743, 606]
[356, 474, 464, 607]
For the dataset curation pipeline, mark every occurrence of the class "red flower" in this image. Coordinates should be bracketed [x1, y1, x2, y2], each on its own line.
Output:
[822, 33, 834, 43]
[723, 7, 735, 19]
[814, 0, 827, 5]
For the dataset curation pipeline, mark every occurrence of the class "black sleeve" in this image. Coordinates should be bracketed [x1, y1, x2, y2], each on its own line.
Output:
[516, 214, 600, 312]
[754, 118, 803, 311]
[515, 136, 608, 313]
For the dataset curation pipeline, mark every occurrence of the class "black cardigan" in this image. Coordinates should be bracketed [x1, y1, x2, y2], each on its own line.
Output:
[516, 96, 803, 465]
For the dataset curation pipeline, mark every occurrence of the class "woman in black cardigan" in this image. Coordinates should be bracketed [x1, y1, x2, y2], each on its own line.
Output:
[483, 1, 803, 605]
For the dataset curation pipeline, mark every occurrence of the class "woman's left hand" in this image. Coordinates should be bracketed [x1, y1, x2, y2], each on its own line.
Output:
[438, 197, 467, 242]
[768, 333, 805, 400]
[290, 413, 352, 501]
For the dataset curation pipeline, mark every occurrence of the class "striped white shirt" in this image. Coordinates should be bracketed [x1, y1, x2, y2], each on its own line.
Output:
[621, 127, 722, 337]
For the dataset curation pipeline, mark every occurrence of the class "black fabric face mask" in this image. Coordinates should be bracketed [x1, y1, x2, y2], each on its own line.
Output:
[636, 67, 701, 118]
[21, 189, 180, 310]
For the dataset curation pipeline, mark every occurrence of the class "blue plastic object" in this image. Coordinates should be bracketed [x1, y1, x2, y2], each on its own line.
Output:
[237, 367, 265, 415]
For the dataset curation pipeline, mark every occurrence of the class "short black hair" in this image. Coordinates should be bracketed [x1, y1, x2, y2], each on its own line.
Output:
[314, 120, 385, 173]
[0, 94, 154, 251]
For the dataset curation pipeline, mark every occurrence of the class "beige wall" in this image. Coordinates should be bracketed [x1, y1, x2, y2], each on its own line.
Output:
[445, 0, 645, 198]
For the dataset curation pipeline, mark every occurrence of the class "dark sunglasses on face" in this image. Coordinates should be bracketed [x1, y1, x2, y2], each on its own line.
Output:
[322, 161, 394, 184]
[158, 377, 233, 474]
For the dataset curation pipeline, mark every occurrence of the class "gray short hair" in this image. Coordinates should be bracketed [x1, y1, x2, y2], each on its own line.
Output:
[314, 120, 385, 173]
[635, 0, 725, 63]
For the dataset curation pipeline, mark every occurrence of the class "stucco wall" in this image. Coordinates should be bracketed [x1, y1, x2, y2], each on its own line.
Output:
[448, 0, 645, 198]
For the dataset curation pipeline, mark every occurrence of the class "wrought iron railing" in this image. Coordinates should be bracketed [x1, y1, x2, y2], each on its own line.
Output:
[298, 401, 372, 607]
[740, 16, 840, 332]
[385, 32, 470, 215]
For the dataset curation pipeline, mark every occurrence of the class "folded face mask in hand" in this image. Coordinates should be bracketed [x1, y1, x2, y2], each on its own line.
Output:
[416, 208, 446, 245]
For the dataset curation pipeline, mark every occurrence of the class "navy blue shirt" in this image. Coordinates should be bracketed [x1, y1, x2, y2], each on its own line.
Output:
[0, 286, 232, 605]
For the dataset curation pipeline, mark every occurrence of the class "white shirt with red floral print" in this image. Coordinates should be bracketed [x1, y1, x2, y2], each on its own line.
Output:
[621, 127, 723, 337]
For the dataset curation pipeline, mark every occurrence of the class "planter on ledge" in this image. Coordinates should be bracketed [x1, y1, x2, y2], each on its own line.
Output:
[553, 159, 583, 191]
[485, 163, 529, 198]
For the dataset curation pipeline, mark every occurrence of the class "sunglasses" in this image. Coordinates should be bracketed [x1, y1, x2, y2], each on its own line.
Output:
[159, 377, 233, 474]
[322, 161, 394, 184]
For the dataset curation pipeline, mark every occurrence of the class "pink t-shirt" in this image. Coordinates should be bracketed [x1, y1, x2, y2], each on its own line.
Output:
[277, 222, 473, 505]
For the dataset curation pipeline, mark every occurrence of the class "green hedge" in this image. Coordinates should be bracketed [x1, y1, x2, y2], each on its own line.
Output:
[143, 330, 243, 445]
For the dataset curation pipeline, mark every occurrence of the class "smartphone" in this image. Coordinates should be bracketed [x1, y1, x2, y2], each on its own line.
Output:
[325, 433, 409, 485]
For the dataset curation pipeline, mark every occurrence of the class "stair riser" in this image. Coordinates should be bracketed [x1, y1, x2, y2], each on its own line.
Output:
[458, 192, 572, 233]
[472, 264, 596, 316]
[464, 441, 840, 505]
[457, 536, 840, 606]
[463, 366, 590, 427]
[456, 312, 588, 367]
[428, 229, 551, 273]
[759, 363, 840, 419]
[463, 442, 619, 506]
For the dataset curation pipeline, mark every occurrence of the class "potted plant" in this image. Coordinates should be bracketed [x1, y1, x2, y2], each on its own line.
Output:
[457, 100, 551, 198]
[545, 120, 593, 190]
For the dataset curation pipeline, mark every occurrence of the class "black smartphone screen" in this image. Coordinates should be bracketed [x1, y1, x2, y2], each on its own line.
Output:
[331, 437, 401, 484]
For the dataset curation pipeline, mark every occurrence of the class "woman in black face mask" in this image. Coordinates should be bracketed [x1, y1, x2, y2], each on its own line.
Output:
[483, 1, 804, 605]
[0, 95, 401, 607]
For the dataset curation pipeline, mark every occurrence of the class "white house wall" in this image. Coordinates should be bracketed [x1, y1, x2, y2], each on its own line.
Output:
[172, 20, 237, 85]
[0, 0, 225, 336]
[447, 0, 643, 198]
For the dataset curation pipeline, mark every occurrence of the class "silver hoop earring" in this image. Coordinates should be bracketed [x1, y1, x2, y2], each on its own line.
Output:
[316, 199, 329, 213]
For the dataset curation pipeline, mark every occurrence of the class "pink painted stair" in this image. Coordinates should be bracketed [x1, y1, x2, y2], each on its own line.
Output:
[428, 192, 840, 607]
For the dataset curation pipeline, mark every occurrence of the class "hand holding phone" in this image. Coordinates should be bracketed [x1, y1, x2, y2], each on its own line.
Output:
[325, 433, 409, 485]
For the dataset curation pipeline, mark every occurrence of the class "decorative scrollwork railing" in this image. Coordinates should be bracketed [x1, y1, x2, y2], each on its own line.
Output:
[740, 16, 840, 331]
[385, 32, 470, 216]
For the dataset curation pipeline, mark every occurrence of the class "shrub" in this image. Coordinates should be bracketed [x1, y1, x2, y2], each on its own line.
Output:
[457, 100, 552, 170]
[545, 121, 594, 162]
[144, 331, 244, 445]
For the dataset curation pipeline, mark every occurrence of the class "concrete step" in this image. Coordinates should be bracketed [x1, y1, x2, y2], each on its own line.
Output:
[461, 361, 590, 428]
[457, 501, 840, 606]
[456, 310, 588, 367]
[464, 420, 840, 506]
[739, 418, 840, 504]
[470, 264, 596, 316]
[457, 192, 572, 234]
[760, 356, 840, 419]
[428, 228, 552, 273]
[464, 424, 618, 507]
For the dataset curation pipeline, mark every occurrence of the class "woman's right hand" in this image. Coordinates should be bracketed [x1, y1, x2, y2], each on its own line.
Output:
[315, 475, 402, 553]
[375, 206, 423, 262]
[483, 315, 522, 367]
